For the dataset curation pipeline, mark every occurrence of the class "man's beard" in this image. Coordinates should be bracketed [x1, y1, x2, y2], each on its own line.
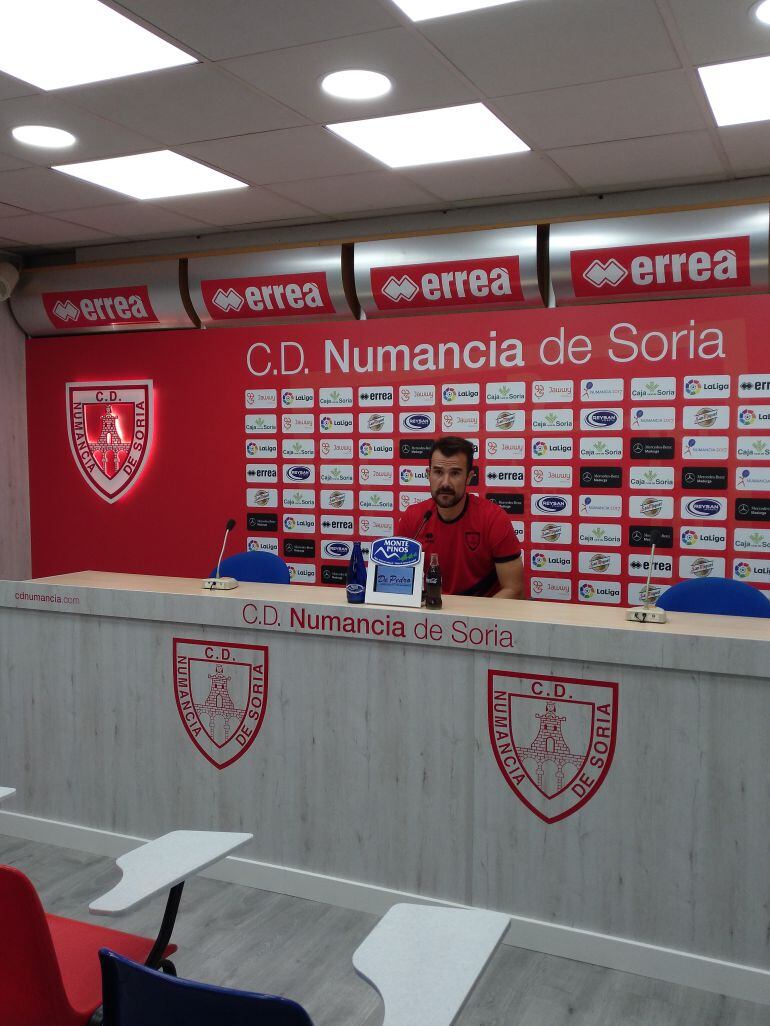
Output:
[434, 488, 459, 507]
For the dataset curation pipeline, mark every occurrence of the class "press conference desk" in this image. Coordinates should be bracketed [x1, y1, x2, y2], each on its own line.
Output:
[1, 572, 769, 1003]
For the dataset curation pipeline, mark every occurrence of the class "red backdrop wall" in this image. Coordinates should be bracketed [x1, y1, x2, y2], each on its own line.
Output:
[26, 294, 770, 603]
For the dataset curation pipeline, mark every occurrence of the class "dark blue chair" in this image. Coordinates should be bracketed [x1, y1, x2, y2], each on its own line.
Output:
[210, 551, 291, 584]
[656, 577, 770, 618]
[99, 950, 314, 1026]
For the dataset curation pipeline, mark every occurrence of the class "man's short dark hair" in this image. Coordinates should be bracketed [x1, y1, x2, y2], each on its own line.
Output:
[429, 436, 474, 473]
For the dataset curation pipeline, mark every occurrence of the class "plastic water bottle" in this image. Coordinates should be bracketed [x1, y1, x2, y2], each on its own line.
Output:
[425, 552, 442, 609]
[346, 541, 366, 603]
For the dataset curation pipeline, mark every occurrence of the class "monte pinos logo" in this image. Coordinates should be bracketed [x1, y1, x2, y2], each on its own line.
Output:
[66, 381, 153, 503]
[488, 670, 618, 823]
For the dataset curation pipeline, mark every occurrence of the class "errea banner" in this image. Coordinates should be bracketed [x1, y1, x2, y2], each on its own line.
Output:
[188, 246, 351, 326]
[355, 226, 542, 317]
[43, 286, 158, 329]
[550, 206, 768, 305]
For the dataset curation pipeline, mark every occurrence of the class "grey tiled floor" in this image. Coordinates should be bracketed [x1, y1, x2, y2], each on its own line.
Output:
[2, 835, 769, 1026]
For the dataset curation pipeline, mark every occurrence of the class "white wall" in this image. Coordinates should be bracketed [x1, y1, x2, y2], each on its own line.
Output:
[0, 301, 29, 579]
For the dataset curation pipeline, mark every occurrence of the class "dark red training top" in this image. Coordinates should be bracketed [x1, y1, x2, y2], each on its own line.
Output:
[397, 493, 521, 596]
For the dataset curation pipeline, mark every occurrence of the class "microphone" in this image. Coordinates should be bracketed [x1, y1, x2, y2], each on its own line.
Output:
[202, 518, 239, 591]
[412, 509, 433, 543]
[625, 527, 667, 623]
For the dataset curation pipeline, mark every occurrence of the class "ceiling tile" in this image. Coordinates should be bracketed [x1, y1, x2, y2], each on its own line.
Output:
[154, 185, 319, 225]
[547, 132, 726, 190]
[182, 126, 381, 185]
[420, 0, 680, 96]
[0, 167, 123, 212]
[59, 203, 213, 236]
[268, 170, 439, 215]
[719, 124, 770, 175]
[0, 72, 38, 102]
[0, 214, 113, 245]
[0, 150, 30, 173]
[668, 0, 770, 65]
[115, 0, 398, 60]
[494, 71, 707, 150]
[0, 94, 160, 166]
[61, 65, 308, 146]
[222, 27, 477, 122]
[403, 152, 576, 201]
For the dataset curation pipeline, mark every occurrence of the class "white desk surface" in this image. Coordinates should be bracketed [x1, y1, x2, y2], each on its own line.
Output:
[89, 829, 252, 915]
[353, 903, 510, 1026]
[25, 570, 770, 643]
[0, 787, 15, 803]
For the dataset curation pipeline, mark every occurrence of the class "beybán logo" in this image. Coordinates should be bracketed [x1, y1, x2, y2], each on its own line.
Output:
[66, 381, 153, 503]
[488, 669, 618, 823]
[174, 638, 268, 769]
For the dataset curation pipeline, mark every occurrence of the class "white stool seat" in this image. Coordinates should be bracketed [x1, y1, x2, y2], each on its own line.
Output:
[353, 902, 510, 1026]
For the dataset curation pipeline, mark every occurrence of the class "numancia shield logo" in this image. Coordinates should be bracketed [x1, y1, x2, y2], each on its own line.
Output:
[174, 639, 269, 769]
[488, 670, 618, 823]
[66, 381, 153, 502]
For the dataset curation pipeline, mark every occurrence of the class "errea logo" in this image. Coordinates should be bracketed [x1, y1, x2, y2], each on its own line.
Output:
[371, 256, 524, 310]
[571, 236, 751, 298]
[44, 286, 158, 328]
[201, 273, 334, 319]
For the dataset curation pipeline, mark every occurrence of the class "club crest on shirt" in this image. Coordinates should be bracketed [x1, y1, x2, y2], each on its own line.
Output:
[173, 638, 268, 769]
[66, 380, 153, 503]
[488, 670, 618, 823]
[465, 531, 481, 551]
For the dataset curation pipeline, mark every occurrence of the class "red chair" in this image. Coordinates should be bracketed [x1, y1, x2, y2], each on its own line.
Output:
[0, 865, 176, 1026]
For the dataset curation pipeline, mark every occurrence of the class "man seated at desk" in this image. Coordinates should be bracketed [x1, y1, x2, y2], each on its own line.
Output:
[397, 435, 523, 599]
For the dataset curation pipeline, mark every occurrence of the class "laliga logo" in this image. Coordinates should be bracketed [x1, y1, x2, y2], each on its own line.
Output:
[320, 416, 333, 431]
[735, 561, 752, 578]
[682, 529, 699, 546]
[579, 583, 596, 599]
[381, 275, 419, 302]
[400, 469, 413, 483]
[532, 552, 547, 568]
[284, 516, 297, 529]
[282, 390, 294, 406]
[533, 440, 548, 456]
[685, 379, 701, 395]
[582, 259, 628, 288]
[360, 441, 373, 457]
[443, 386, 457, 402]
[740, 409, 756, 425]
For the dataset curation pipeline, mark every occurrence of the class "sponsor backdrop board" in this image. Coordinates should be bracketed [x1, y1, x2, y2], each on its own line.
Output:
[26, 294, 770, 602]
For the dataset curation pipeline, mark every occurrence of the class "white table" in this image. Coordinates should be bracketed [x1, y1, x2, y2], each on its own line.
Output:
[353, 903, 510, 1026]
[90, 829, 252, 969]
[0, 787, 15, 803]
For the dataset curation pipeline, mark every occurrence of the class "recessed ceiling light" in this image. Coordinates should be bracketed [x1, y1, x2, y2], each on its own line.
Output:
[321, 70, 392, 100]
[753, 0, 770, 24]
[12, 125, 76, 148]
[390, 0, 522, 21]
[327, 103, 529, 168]
[699, 56, 770, 126]
[53, 151, 247, 200]
[0, 0, 195, 90]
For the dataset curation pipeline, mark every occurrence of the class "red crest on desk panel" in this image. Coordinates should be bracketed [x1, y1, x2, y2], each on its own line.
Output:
[173, 638, 269, 769]
[488, 670, 618, 823]
[66, 381, 153, 503]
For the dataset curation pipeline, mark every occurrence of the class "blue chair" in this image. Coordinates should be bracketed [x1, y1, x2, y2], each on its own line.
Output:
[99, 950, 314, 1026]
[656, 577, 770, 618]
[210, 551, 291, 584]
